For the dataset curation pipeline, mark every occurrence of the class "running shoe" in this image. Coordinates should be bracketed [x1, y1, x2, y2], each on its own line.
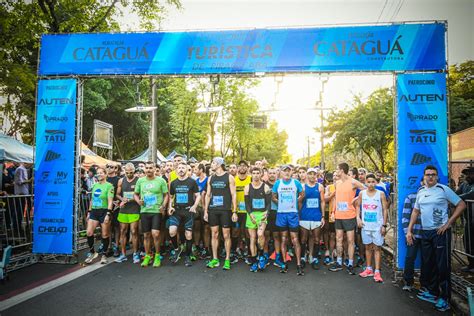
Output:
[98, 243, 104, 254]
[434, 298, 450, 312]
[100, 255, 108, 264]
[288, 248, 295, 257]
[113, 244, 120, 257]
[184, 256, 193, 267]
[359, 268, 374, 278]
[220, 248, 226, 258]
[250, 262, 258, 272]
[230, 254, 239, 264]
[84, 252, 98, 264]
[199, 248, 211, 260]
[223, 259, 231, 270]
[344, 258, 349, 267]
[329, 263, 343, 272]
[280, 263, 288, 274]
[133, 252, 140, 264]
[258, 256, 266, 271]
[141, 254, 152, 267]
[324, 256, 333, 266]
[245, 257, 252, 265]
[296, 265, 305, 276]
[357, 256, 365, 267]
[236, 248, 243, 259]
[263, 253, 270, 266]
[274, 253, 284, 268]
[416, 291, 438, 304]
[347, 265, 356, 275]
[402, 284, 414, 292]
[169, 248, 182, 263]
[114, 253, 127, 263]
[153, 254, 161, 268]
[311, 257, 320, 270]
[207, 258, 220, 269]
[373, 271, 383, 283]
[190, 254, 197, 262]
[300, 256, 306, 269]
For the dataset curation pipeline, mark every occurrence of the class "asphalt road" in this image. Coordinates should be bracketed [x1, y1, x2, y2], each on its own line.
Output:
[4, 257, 442, 316]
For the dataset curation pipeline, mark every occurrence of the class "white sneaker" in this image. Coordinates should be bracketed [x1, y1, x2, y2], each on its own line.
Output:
[84, 252, 98, 264]
[101, 255, 108, 264]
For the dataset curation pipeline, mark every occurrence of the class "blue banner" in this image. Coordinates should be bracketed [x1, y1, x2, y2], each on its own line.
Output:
[39, 23, 446, 75]
[33, 79, 76, 254]
[396, 73, 448, 269]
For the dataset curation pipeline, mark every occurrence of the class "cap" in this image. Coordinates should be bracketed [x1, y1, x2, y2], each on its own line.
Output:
[307, 168, 318, 174]
[238, 160, 249, 167]
[280, 164, 291, 171]
[462, 166, 474, 174]
[213, 157, 225, 166]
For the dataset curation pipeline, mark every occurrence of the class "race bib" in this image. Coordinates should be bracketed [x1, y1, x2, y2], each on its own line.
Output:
[213, 195, 224, 207]
[123, 191, 134, 200]
[239, 201, 246, 211]
[144, 194, 158, 207]
[337, 202, 348, 211]
[252, 198, 265, 209]
[306, 198, 319, 209]
[364, 211, 378, 223]
[176, 193, 188, 204]
[280, 192, 294, 209]
[92, 196, 102, 208]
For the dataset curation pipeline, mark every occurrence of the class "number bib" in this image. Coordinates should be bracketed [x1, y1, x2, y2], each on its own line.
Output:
[144, 194, 157, 207]
[306, 198, 319, 209]
[239, 201, 246, 211]
[364, 211, 378, 223]
[337, 201, 349, 211]
[176, 193, 188, 204]
[252, 198, 265, 209]
[123, 191, 134, 200]
[92, 196, 103, 208]
[279, 192, 295, 210]
[212, 195, 224, 207]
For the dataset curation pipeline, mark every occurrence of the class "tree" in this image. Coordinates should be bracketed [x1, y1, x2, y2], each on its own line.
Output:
[244, 122, 290, 165]
[0, 0, 180, 142]
[448, 61, 474, 133]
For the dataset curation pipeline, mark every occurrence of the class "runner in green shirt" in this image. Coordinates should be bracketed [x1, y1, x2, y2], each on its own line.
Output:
[134, 161, 169, 268]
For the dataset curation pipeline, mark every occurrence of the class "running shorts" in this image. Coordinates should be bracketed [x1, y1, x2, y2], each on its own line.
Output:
[141, 213, 162, 232]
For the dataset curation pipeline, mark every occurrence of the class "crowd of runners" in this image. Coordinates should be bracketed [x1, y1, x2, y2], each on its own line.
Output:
[81, 154, 466, 312]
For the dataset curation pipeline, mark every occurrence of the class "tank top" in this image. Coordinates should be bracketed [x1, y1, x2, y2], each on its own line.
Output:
[235, 175, 251, 213]
[300, 183, 322, 221]
[209, 173, 232, 211]
[360, 190, 384, 231]
[277, 179, 299, 213]
[335, 178, 356, 220]
[265, 181, 277, 211]
[120, 176, 140, 214]
[327, 184, 336, 223]
[248, 183, 267, 213]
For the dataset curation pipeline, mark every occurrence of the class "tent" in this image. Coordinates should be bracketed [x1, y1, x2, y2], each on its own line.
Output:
[0, 133, 34, 163]
[81, 142, 115, 169]
[166, 150, 187, 161]
[128, 148, 167, 163]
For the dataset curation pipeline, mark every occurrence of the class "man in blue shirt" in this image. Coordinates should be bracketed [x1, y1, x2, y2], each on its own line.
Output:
[407, 165, 466, 312]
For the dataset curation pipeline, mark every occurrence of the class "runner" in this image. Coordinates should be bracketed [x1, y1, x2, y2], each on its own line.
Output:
[204, 157, 237, 270]
[244, 167, 272, 272]
[228, 163, 238, 177]
[323, 171, 337, 265]
[356, 173, 388, 282]
[194, 163, 210, 259]
[134, 161, 169, 268]
[85, 167, 114, 265]
[272, 165, 305, 275]
[265, 167, 284, 268]
[329, 162, 366, 275]
[298, 167, 307, 184]
[299, 168, 325, 270]
[234, 160, 252, 263]
[106, 163, 121, 257]
[168, 162, 201, 267]
[115, 163, 141, 264]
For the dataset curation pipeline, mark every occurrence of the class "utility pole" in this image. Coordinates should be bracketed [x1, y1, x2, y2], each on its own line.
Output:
[307, 136, 310, 167]
[318, 77, 329, 170]
[150, 78, 157, 163]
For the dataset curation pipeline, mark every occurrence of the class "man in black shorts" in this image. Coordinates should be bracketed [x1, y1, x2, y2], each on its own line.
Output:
[168, 162, 201, 267]
[265, 167, 284, 267]
[204, 157, 237, 270]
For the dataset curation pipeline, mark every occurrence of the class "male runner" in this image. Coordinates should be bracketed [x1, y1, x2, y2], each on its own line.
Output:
[204, 157, 237, 270]
[298, 167, 307, 184]
[134, 161, 169, 268]
[115, 163, 141, 264]
[228, 163, 238, 177]
[272, 165, 305, 275]
[329, 162, 366, 275]
[194, 163, 210, 259]
[106, 163, 121, 257]
[168, 162, 201, 267]
[265, 167, 283, 267]
[299, 168, 325, 269]
[234, 160, 251, 262]
[245, 167, 272, 272]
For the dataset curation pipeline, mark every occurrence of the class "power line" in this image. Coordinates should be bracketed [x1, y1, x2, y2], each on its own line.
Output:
[390, 0, 405, 21]
[376, 0, 389, 23]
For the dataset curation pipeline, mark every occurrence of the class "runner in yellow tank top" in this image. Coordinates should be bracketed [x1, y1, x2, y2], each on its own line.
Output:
[232, 160, 252, 262]
[329, 162, 365, 275]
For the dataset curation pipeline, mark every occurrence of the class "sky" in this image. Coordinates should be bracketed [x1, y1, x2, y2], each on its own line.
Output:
[120, 0, 473, 162]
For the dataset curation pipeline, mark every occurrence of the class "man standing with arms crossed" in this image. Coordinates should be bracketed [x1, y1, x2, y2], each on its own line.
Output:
[204, 157, 237, 270]
[329, 162, 365, 275]
[134, 162, 169, 268]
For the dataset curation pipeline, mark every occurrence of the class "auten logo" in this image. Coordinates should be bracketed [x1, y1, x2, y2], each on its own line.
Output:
[44, 150, 61, 162]
[44, 114, 68, 123]
[407, 112, 438, 121]
[409, 129, 436, 144]
[399, 94, 445, 102]
[410, 153, 432, 165]
[44, 129, 66, 142]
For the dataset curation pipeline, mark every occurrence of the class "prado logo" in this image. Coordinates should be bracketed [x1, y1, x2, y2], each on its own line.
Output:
[38, 226, 68, 234]
[409, 129, 436, 144]
[44, 129, 66, 142]
[44, 114, 68, 123]
[407, 112, 438, 121]
[410, 153, 432, 165]
[44, 150, 61, 162]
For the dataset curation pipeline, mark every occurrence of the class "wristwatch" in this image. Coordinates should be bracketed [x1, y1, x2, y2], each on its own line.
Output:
[383, 224, 388, 228]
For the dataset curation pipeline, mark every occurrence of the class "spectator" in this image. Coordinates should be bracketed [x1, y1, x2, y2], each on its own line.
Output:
[456, 166, 474, 272]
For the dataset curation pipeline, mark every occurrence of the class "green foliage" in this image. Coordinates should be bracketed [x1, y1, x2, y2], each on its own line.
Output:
[448, 61, 474, 133]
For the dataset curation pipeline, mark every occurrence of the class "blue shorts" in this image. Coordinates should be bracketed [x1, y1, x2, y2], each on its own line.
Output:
[168, 209, 195, 231]
[276, 212, 299, 232]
